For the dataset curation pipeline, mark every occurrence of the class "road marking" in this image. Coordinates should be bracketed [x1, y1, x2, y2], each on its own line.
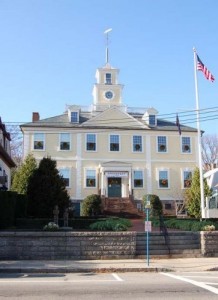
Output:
[161, 272, 218, 295]
[185, 275, 218, 279]
[0, 274, 122, 284]
[112, 273, 123, 282]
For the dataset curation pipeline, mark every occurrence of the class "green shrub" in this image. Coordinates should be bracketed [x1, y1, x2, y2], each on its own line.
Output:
[0, 191, 17, 229]
[89, 218, 132, 231]
[162, 218, 218, 231]
[143, 194, 163, 217]
[81, 194, 101, 217]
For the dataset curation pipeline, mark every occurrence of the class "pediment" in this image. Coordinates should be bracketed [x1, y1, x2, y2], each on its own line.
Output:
[81, 106, 146, 129]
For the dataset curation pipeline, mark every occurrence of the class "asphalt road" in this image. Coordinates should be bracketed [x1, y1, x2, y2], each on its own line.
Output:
[0, 272, 218, 299]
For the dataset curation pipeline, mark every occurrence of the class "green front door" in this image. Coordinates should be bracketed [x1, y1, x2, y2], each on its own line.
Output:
[108, 178, 122, 197]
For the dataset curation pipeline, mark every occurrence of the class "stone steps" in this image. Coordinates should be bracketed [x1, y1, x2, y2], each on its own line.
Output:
[136, 232, 201, 257]
[102, 197, 144, 219]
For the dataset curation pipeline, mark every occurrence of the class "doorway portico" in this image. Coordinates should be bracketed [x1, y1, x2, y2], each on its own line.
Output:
[99, 161, 132, 198]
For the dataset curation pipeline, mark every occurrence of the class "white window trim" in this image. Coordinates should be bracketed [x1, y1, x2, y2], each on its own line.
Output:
[71, 111, 79, 123]
[156, 136, 168, 153]
[181, 136, 192, 154]
[181, 168, 193, 189]
[132, 169, 144, 189]
[33, 133, 45, 151]
[132, 135, 143, 153]
[59, 133, 71, 151]
[157, 168, 170, 189]
[109, 134, 121, 152]
[84, 168, 97, 188]
[105, 73, 112, 84]
[86, 133, 97, 152]
[59, 168, 71, 188]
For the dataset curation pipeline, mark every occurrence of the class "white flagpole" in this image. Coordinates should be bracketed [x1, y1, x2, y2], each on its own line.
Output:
[193, 48, 205, 219]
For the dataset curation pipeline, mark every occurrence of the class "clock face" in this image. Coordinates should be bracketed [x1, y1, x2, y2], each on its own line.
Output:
[105, 91, 114, 100]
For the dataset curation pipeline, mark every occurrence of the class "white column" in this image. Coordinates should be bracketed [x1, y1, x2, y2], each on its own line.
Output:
[76, 133, 82, 199]
[146, 135, 152, 193]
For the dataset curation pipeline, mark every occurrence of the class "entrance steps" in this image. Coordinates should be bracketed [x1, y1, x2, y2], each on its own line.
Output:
[102, 197, 145, 219]
[136, 232, 201, 257]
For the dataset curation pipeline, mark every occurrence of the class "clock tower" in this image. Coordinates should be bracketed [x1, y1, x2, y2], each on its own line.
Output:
[92, 29, 124, 111]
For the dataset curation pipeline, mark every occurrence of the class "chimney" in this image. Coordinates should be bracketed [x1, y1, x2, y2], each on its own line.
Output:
[32, 112, 40, 122]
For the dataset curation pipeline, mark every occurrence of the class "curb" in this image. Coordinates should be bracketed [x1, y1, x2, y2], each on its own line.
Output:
[0, 267, 172, 274]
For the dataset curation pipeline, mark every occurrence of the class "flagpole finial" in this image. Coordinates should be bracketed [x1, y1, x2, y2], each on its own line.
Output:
[193, 47, 196, 53]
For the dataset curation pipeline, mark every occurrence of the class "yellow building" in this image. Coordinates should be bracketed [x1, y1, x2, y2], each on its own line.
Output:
[21, 61, 198, 216]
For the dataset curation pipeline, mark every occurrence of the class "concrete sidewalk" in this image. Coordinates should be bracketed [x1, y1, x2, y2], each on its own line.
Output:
[0, 257, 217, 273]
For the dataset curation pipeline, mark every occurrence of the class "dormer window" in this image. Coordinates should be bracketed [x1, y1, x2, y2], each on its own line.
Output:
[142, 108, 158, 127]
[105, 73, 112, 84]
[71, 111, 79, 123]
[149, 115, 156, 126]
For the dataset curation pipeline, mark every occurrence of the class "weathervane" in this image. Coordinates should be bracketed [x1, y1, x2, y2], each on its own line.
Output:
[104, 28, 112, 65]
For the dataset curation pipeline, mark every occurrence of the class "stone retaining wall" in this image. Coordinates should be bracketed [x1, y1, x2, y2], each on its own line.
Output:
[0, 231, 217, 260]
[201, 231, 218, 257]
[0, 231, 136, 260]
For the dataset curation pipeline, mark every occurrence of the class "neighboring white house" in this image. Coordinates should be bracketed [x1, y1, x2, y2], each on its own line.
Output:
[0, 117, 16, 190]
[20, 59, 199, 216]
[204, 168, 218, 218]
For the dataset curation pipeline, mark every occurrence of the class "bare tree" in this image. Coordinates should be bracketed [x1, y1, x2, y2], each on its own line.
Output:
[201, 134, 218, 171]
[6, 124, 23, 167]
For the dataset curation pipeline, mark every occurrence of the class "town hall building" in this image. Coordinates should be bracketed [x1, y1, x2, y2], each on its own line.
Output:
[21, 53, 198, 216]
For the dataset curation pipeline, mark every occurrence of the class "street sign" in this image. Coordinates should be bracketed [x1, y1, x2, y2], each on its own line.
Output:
[145, 221, 152, 232]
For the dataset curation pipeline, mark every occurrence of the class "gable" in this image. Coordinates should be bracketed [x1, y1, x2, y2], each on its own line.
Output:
[81, 106, 148, 129]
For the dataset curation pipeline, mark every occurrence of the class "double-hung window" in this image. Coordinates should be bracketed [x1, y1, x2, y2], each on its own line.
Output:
[86, 170, 96, 187]
[149, 115, 156, 126]
[183, 170, 192, 188]
[59, 169, 70, 187]
[133, 135, 142, 152]
[60, 133, 70, 150]
[33, 133, 45, 150]
[159, 170, 169, 188]
[105, 73, 112, 84]
[133, 170, 143, 188]
[86, 134, 96, 151]
[71, 111, 79, 123]
[110, 135, 120, 151]
[182, 137, 191, 153]
[157, 136, 167, 152]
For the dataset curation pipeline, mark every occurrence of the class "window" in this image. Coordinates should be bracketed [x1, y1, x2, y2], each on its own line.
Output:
[182, 137, 191, 153]
[59, 169, 70, 187]
[133, 135, 142, 152]
[183, 170, 192, 188]
[110, 135, 120, 151]
[33, 133, 45, 150]
[133, 170, 143, 188]
[165, 203, 172, 210]
[149, 115, 156, 126]
[157, 136, 167, 152]
[159, 170, 169, 188]
[86, 134, 96, 151]
[105, 73, 112, 84]
[60, 133, 70, 150]
[86, 170, 96, 187]
[71, 111, 79, 123]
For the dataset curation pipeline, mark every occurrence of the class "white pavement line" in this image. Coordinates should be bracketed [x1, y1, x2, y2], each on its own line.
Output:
[112, 273, 123, 282]
[0, 279, 117, 284]
[185, 276, 218, 279]
[161, 272, 218, 295]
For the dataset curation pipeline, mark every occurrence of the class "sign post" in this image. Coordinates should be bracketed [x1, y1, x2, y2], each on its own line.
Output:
[145, 196, 151, 267]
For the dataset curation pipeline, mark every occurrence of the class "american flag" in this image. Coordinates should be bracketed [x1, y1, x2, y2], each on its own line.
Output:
[197, 55, 215, 82]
